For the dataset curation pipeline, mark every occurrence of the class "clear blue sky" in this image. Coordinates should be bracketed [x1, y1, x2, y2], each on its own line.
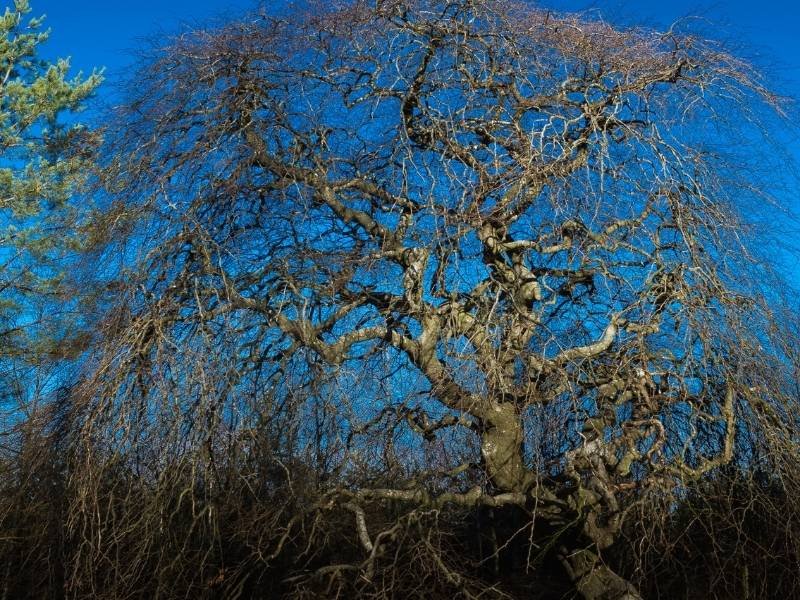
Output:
[33, 0, 256, 77]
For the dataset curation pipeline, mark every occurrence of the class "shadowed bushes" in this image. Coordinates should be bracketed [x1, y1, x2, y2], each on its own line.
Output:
[2, 409, 800, 599]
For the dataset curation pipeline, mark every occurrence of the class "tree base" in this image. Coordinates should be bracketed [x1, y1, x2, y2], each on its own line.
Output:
[560, 547, 642, 600]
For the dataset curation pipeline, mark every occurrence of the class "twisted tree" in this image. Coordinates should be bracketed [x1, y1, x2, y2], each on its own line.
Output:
[72, 1, 800, 598]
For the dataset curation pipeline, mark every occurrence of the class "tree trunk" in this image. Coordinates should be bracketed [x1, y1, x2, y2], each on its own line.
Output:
[560, 547, 642, 600]
[478, 403, 639, 600]
[480, 402, 530, 492]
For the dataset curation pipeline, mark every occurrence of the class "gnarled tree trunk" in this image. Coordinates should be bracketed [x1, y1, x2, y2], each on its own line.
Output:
[560, 547, 641, 600]
[480, 402, 531, 492]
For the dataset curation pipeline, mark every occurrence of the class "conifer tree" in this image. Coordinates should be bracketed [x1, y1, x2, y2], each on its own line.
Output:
[0, 0, 100, 370]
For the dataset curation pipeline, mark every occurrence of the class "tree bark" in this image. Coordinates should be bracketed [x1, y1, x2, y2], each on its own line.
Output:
[560, 547, 642, 600]
[480, 402, 530, 492]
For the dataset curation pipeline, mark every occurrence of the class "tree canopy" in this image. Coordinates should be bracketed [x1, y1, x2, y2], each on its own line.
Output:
[2, 2, 800, 599]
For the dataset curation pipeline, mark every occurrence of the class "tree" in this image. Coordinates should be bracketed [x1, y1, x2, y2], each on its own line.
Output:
[74, 1, 799, 598]
[0, 0, 100, 371]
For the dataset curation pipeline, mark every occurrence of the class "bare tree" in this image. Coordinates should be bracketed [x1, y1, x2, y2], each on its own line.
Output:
[73, 1, 800, 598]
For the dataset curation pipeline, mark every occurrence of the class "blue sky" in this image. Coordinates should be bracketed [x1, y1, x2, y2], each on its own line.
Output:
[33, 0, 257, 77]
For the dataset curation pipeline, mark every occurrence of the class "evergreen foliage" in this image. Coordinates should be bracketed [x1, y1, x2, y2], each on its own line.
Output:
[0, 0, 100, 364]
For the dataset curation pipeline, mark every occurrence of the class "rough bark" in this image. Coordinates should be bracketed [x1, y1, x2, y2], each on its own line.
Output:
[480, 402, 531, 492]
[560, 548, 642, 600]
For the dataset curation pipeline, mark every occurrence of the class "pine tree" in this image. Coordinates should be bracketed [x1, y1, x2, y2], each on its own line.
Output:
[0, 0, 100, 369]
